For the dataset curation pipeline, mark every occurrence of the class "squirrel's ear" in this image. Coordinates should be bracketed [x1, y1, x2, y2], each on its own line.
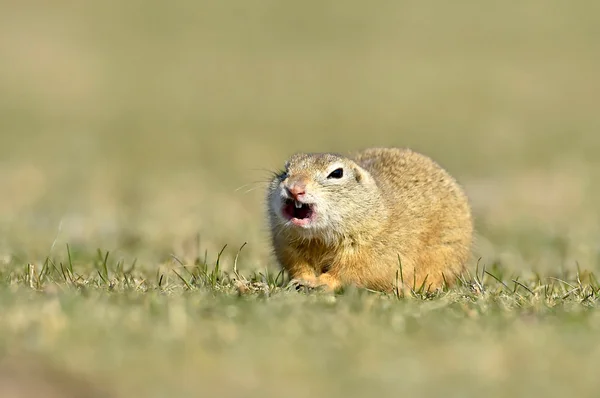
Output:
[352, 166, 365, 183]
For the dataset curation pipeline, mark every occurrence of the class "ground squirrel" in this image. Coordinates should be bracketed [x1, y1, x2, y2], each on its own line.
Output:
[266, 147, 473, 293]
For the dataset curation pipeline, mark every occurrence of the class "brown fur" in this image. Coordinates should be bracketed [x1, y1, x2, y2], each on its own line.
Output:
[267, 147, 473, 293]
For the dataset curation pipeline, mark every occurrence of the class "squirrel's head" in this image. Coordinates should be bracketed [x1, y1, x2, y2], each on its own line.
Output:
[267, 152, 382, 241]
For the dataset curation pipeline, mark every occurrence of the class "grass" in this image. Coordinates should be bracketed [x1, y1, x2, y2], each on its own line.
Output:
[2, 245, 600, 397]
[1, 0, 600, 397]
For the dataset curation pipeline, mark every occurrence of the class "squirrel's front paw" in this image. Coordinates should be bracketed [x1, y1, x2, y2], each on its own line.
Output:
[288, 278, 320, 292]
[287, 276, 338, 293]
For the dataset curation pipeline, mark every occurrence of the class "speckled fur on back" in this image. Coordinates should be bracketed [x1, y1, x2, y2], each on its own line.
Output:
[267, 147, 473, 293]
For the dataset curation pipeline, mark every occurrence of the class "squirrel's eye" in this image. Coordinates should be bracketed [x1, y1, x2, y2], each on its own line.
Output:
[327, 168, 344, 179]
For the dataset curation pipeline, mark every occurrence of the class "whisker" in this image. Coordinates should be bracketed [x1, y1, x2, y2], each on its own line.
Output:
[248, 167, 283, 180]
[234, 183, 253, 193]
[242, 187, 264, 195]
[249, 167, 279, 174]
[234, 180, 270, 193]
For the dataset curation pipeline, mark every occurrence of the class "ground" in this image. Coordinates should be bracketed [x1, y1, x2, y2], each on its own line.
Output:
[0, 1, 599, 397]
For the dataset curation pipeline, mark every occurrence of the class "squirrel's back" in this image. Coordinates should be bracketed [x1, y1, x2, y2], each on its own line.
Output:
[353, 148, 471, 223]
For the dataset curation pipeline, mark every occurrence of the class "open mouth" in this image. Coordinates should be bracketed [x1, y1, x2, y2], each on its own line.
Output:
[282, 199, 314, 226]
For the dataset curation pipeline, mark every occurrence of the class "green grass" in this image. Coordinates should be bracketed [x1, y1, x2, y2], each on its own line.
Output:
[1, 0, 600, 397]
[2, 246, 600, 397]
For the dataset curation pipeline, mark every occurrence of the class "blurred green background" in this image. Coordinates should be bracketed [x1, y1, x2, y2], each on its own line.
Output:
[2, 0, 599, 271]
[1, 1, 600, 396]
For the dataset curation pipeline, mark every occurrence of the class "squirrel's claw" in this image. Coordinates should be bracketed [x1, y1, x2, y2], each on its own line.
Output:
[287, 278, 317, 292]
[287, 278, 334, 293]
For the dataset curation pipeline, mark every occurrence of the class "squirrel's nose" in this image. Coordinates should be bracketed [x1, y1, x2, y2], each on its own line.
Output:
[286, 183, 306, 200]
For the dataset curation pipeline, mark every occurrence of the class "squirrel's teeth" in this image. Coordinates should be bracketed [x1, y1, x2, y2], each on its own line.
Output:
[294, 200, 302, 208]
